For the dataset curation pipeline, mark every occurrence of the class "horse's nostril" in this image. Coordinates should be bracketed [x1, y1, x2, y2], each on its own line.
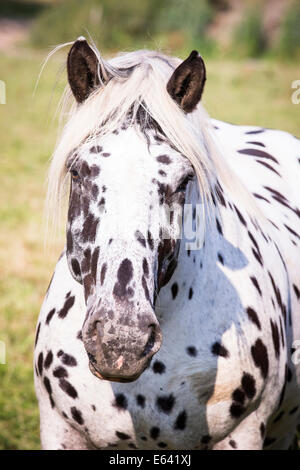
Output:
[140, 325, 156, 358]
[88, 352, 97, 364]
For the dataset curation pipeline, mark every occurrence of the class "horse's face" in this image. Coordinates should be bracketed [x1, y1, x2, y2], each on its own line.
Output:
[65, 39, 206, 382]
[66, 129, 194, 381]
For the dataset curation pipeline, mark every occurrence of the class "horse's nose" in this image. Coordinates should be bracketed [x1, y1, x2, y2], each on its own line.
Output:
[83, 313, 162, 382]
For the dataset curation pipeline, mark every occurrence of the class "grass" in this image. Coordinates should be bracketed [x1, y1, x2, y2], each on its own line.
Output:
[0, 48, 299, 450]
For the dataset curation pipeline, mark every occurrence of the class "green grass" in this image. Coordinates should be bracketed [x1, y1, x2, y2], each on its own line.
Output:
[0, 49, 299, 449]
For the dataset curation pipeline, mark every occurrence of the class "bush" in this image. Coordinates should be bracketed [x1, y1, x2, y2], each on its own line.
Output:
[30, 0, 215, 54]
[276, 1, 300, 59]
[155, 0, 214, 47]
[30, 0, 163, 50]
[233, 7, 266, 58]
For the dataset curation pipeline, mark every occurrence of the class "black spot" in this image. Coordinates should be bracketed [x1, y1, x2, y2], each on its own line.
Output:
[217, 253, 224, 265]
[246, 307, 261, 330]
[246, 141, 265, 148]
[201, 435, 211, 444]
[35, 322, 41, 346]
[245, 129, 265, 135]
[46, 309, 56, 325]
[142, 258, 149, 277]
[43, 376, 52, 396]
[58, 296, 75, 319]
[100, 263, 107, 285]
[234, 205, 247, 226]
[241, 372, 256, 399]
[70, 406, 84, 425]
[136, 394, 145, 408]
[250, 276, 262, 296]
[91, 247, 100, 282]
[59, 352, 77, 367]
[38, 352, 44, 375]
[156, 394, 175, 414]
[270, 319, 280, 358]
[113, 258, 133, 299]
[114, 394, 128, 410]
[211, 342, 229, 358]
[53, 366, 68, 378]
[260, 422, 265, 438]
[157, 155, 171, 164]
[71, 259, 81, 277]
[174, 410, 187, 430]
[82, 214, 98, 243]
[171, 282, 178, 299]
[59, 379, 78, 399]
[186, 346, 197, 357]
[116, 431, 130, 440]
[216, 218, 223, 235]
[147, 231, 154, 250]
[188, 287, 193, 299]
[293, 284, 300, 300]
[230, 402, 245, 418]
[157, 442, 167, 448]
[135, 230, 146, 247]
[44, 350, 53, 369]
[229, 440, 237, 449]
[92, 184, 99, 200]
[232, 388, 245, 405]
[150, 427, 160, 440]
[90, 145, 102, 153]
[153, 361, 166, 374]
[251, 339, 269, 379]
[128, 443, 137, 449]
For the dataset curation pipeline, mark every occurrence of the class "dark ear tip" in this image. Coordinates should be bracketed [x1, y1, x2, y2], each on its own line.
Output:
[68, 37, 89, 56]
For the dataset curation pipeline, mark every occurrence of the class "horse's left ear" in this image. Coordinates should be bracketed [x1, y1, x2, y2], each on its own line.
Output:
[67, 37, 100, 103]
[167, 50, 206, 113]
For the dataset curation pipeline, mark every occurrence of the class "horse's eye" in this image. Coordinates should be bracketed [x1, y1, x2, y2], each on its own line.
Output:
[70, 169, 80, 181]
[175, 174, 194, 193]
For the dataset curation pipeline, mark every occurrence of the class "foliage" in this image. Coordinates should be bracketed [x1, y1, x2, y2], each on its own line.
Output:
[30, 0, 163, 50]
[233, 6, 266, 58]
[276, 1, 300, 59]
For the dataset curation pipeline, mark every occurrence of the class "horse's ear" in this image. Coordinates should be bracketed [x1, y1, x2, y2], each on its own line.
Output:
[167, 50, 206, 113]
[67, 37, 100, 103]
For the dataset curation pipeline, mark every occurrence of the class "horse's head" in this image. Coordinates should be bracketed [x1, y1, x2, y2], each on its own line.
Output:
[61, 39, 206, 382]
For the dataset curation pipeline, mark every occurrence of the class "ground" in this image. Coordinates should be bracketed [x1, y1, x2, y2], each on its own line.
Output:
[0, 49, 299, 449]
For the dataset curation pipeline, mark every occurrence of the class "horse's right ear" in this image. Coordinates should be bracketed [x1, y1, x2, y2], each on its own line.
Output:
[67, 37, 100, 103]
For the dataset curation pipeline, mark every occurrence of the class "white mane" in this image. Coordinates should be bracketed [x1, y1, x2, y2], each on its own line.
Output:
[46, 43, 264, 232]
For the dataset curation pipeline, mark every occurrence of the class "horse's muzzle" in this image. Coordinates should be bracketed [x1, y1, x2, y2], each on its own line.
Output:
[82, 308, 162, 382]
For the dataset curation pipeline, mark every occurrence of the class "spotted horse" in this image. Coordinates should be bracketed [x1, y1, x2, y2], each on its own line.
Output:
[34, 38, 300, 450]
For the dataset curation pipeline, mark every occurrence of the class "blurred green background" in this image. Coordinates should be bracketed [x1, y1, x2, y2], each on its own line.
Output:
[0, 0, 299, 450]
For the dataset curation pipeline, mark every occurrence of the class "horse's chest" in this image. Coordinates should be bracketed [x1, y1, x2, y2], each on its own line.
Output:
[50, 353, 214, 450]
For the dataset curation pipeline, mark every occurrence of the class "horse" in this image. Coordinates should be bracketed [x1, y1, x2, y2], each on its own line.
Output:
[34, 37, 300, 450]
